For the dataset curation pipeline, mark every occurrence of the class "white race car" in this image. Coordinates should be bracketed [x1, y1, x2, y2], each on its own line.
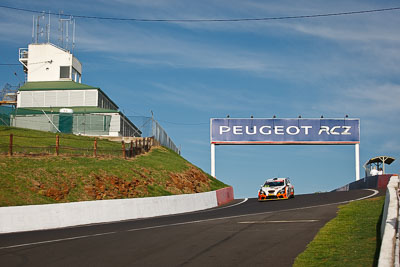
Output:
[258, 177, 294, 201]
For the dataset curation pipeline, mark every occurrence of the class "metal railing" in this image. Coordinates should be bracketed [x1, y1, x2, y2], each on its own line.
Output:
[129, 116, 180, 154]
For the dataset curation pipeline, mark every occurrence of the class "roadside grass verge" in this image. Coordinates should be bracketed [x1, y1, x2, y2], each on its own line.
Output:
[293, 196, 384, 267]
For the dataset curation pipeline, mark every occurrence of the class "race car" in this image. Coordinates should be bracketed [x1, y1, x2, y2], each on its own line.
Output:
[258, 177, 294, 201]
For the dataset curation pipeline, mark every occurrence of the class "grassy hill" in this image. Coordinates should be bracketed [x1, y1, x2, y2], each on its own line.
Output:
[0, 126, 228, 207]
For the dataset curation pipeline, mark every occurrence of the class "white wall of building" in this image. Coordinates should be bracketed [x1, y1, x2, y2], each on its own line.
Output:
[13, 114, 59, 132]
[24, 43, 82, 82]
[109, 113, 121, 136]
[17, 89, 98, 108]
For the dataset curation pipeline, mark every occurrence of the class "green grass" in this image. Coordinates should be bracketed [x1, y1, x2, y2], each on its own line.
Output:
[294, 196, 385, 267]
[0, 126, 229, 206]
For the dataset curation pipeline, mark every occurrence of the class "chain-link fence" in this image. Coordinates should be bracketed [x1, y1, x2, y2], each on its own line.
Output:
[129, 116, 180, 154]
[0, 106, 12, 126]
[12, 113, 112, 136]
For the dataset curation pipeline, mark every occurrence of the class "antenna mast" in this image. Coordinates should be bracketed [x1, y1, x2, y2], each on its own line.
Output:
[32, 12, 51, 44]
[28, 11, 77, 50]
[58, 13, 76, 51]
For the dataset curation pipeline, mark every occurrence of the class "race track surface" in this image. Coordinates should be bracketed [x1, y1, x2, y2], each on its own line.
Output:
[0, 189, 381, 267]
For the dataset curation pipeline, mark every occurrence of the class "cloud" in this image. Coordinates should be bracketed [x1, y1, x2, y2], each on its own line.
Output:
[73, 19, 281, 74]
[0, 10, 32, 44]
[331, 83, 400, 117]
[144, 82, 280, 113]
[315, 82, 400, 146]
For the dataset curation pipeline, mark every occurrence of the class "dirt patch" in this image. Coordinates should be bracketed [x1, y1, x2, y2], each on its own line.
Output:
[30, 179, 77, 201]
[27, 166, 212, 202]
[83, 174, 155, 200]
[168, 167, 210, 194]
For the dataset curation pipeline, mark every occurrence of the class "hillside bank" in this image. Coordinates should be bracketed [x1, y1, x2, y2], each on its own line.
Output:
[0, 127, 228, 207]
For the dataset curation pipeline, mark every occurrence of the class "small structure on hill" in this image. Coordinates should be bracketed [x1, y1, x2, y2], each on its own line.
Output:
[14, 39, 140, 137]
[363, 156, 395, 177]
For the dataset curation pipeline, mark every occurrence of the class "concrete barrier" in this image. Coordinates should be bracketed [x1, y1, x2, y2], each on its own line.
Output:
[334, 174, 393, 192]
[216, 187, 234, 206]
[378, 175, 399, 267]
[0, 187, 234, 234]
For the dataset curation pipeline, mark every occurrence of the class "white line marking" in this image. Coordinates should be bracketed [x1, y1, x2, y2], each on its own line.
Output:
[238, 220, 319, 224]
[0, 189, 379, 250]
[0, 232, 116, 250]
[211, 198, 248, 211]
[349, 189, 379, 201]
[183, 198, 248, 215]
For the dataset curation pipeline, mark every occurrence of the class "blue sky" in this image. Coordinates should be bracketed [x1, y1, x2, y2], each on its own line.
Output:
[1, 0, 399, 198]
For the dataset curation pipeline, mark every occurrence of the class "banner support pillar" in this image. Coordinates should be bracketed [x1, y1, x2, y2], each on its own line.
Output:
[211, 143, 216, 178]
[355, 143, 360, 181]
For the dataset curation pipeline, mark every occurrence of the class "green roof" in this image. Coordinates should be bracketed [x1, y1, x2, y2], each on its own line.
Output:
[19, 81, 99, 91]
[15, 107, 119, 115]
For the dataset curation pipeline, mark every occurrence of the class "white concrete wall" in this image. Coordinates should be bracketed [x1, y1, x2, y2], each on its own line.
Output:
[378, 175, 399, 267]
[0, 191, 218, 234]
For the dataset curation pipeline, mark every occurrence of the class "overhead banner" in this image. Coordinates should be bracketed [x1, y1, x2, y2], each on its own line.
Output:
[210, 118, 360, 144]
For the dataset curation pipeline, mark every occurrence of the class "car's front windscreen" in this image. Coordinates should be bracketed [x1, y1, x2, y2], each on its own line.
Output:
[264, 181, 284, 187]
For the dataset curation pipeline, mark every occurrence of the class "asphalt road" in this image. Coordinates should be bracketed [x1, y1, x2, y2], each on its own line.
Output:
[0, 189, 380, 267]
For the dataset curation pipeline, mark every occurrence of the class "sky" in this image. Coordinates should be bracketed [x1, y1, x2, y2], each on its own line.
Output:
[1, 0, 399, 198]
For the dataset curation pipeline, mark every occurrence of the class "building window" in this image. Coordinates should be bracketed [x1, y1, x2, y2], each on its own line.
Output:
[60, 66, 70, 79]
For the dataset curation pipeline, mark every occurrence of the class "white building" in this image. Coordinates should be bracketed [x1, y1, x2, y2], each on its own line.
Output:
[14, 42, 140, 137]
[19, 43, 82, 83]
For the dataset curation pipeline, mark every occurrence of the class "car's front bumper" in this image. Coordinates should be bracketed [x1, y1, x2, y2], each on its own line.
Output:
[258, 192, 288, 201]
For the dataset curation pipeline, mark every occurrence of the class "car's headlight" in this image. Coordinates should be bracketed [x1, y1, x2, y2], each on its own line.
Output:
[279, 188, 286, 194]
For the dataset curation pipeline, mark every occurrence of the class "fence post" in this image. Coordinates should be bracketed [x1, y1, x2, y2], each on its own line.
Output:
[8, 134, 13, 156]
[130, 140, 133, 157]
[94, 138, 97, 158]
[135, 139, 139, 156]
[56, 135, 60, 156]
[122, 141, 126, 159]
